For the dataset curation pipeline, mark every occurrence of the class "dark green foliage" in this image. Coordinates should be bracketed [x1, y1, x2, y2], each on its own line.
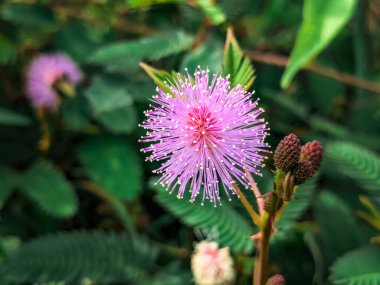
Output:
[84, 76, 138, 134]
[89, 31, 194, 64]
[19, 160, 78, 218]
[0, 108, 31, 127]
[315, 191, 365, 267]
[0, 0, 379, 284]
[330, 245, 380, 285]
[78, 136, 142, 200]
[0, 231, 159, 284]
[0, 166, 17, 207]
[327, 142, 380, 205]
[273, 175, 317, 241]
[153, 181, 254, 253]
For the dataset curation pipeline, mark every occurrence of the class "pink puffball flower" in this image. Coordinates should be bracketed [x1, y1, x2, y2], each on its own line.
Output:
[140, 68, 269, 205]
[26, 53, 82, 110]
[191, 241, 235, 285]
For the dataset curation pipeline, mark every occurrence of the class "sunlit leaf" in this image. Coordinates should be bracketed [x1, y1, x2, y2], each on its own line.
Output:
[281, 0, 358, 88]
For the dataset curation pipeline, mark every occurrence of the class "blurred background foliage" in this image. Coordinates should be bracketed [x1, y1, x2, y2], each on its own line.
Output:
[0, 0, 380, 284]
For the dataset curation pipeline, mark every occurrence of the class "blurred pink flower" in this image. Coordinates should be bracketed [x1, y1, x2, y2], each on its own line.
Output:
[191, 241, 235, 285]
[26, 53, 82, 110]
[140, 68, 269, 205]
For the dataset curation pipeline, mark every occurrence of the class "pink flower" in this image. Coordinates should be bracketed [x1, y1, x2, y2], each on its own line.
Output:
[26, 53, 82, 110]
[191, 241, 235, 285]
[140, 68, 269, 205]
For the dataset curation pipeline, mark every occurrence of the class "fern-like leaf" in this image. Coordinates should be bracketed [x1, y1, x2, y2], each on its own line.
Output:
[326, 142, 380, 198]
[89, 31, 193, 64]
[0, 231, 158, 284]
[329, 245, 380, 285]
[223, 28, 255, 90]
[18, 160, 78, 218]
[152, 181, 254, 253]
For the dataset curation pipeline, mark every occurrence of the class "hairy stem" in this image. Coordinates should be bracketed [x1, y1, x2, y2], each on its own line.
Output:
[254, 185, 281, 285]
[232, 182, 261, 227]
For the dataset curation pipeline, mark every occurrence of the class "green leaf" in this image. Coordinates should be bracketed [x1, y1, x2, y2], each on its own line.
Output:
[140, 63, 175, 95]
[84, 76, 137, 134]
[0, 231, 158, 284]
[54, 21, 104, 63]
[330, 245, 380, 285]
[61, 95, 90, 131]
[1, 3, 57, 27]
[127, 0, 184, 8]
[0, 34, 16, 64]
[223, 28, 255, 90]
[18, 160, 78, 218]
[152, 180, 254, 253]
[180, 41, 223, 75]
[89, 31, 193, 64]
[0, 107, 31, 126]
[196, 0, 226, 25]
[272, 175, 317, 241]
[315, 191, 365, 266]
[326, 142, 380, 199]
[0, 166, 18, 207]
[281, 0, 358, 88]
[78, 137, 142, 201]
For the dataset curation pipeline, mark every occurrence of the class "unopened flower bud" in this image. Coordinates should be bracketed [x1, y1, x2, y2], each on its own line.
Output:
[293, 161, 313, 185]
[300, 141, 323, 175]
[264, 193, 284, 213]
[266, 274, 285, 285]
[274, 134, 301, 172]
[281, 172, 295, 201]
[191, 241, 235, 285]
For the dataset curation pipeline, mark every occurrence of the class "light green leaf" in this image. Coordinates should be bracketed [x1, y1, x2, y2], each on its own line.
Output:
[19, 160, 78, 218]
[127, 0, 184, 8]
[140, 63, 175, 95]
[281, 0, 358, 88]
[78, 137, 142, 201]
[330, 245, 380, 285]
[153, 180, 254, 253]
[84, 76, 137, 134]
[0, 107, 31, 127]
[196, 0, 226, 25]
[223, 28, 255, 90]
[89, 31, 193, 64]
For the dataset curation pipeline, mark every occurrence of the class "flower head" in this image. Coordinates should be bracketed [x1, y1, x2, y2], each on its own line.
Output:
[293, 160, 313, 185]
[191, 241, 235, 285]
[273, 133, 301, 172]
[26, 53, 82, 110]
[266, 274, 285, 285]
[140, 68, 269, 205]
[300, 141, 323, 175]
